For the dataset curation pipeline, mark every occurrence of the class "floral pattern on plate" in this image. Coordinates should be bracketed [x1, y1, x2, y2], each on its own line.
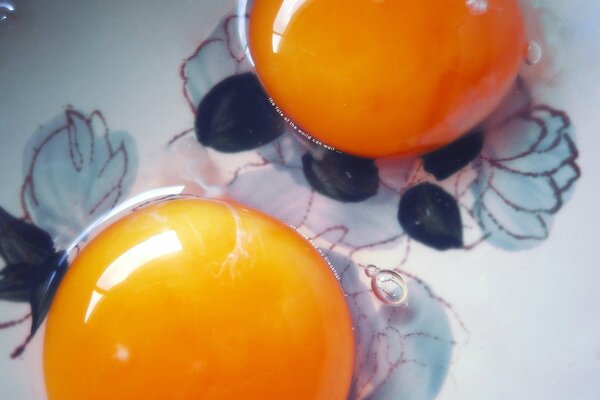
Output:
[0, 107, 137, 356]
[169, 11, 581, 399]
[0, 5, 583, 400]
[177, 13, 580, 255]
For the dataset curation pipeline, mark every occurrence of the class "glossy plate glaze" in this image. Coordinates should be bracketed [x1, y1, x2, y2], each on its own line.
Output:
[0, 0, 599, 399]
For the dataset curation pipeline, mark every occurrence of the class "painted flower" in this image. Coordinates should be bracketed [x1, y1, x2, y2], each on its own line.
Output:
[471, 104, 580, 250]
[0, 107, 137, 354]
[21, 107, 138, 249]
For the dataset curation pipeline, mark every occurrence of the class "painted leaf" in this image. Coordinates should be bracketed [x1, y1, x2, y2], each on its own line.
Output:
[29, 251, 68, 335]
[0, 206, 69, 333]
[0, 262, 36, 302]
[302, 148, 379, 203]
[0, 206, 54, 266]
[195, 73, 285, 152]
[422, 129, 484, 181]
[398, 183, 463, 250]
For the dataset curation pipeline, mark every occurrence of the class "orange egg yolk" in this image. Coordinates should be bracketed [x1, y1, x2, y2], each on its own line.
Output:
[44, 198, 354, 400]
[249, 0, 526, 158]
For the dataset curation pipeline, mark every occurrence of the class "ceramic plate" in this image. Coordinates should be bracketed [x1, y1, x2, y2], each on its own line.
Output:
[1, 0, 599, 399]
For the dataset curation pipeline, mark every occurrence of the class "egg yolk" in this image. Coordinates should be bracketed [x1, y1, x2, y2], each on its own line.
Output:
[249, 0, 526, 157]
[44, 198, 354, 400]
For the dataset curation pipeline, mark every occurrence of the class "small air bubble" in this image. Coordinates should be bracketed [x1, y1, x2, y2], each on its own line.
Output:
[365, 264, 379, 278]
[364, 265, 408, 305]
[526, 41, 543, 65]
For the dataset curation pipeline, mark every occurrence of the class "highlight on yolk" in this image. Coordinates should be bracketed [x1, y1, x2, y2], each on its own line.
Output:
[248, 0, 526, 158]
[44, 198, 354, 400]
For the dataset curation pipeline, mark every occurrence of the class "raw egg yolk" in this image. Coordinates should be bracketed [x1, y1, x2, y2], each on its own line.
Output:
[44, 198, 354, 400]
[249, 0, 526, 157]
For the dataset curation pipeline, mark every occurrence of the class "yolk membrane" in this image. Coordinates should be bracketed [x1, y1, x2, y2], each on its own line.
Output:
[249, 0, 526, 157]
[44, 198, 354, 400]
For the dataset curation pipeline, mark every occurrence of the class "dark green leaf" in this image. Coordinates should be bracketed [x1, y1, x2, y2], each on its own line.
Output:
[195, 73, 285, 152]
[422, 129, 484, 180]
[0, 206, 54, 265]
[398, 183, 463, 250]
[302, 149, 379, 202]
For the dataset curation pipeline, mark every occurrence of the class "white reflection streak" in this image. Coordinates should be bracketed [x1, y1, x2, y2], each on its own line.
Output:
[0, 1, 15, 12]
[84, 230, 183, 323]
[97, 230, 182, 290]
[466, 0, 488, 14]
[64, 186, 185, 257]
[272, 0, 306, 53]
[272, 34, 283, 53]
[237, 0, 254, 64]
[84, 291, 104, 323]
